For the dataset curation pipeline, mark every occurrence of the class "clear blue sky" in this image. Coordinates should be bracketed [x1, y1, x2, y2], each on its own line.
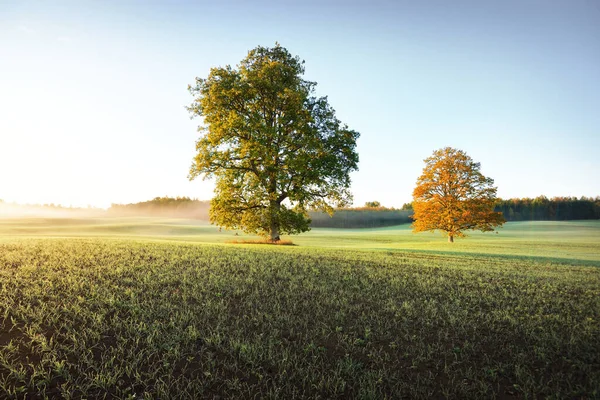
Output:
[1, 0, 599, 208]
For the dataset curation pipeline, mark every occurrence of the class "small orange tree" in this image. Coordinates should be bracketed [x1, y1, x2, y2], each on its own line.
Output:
[412, 147, 505, 242]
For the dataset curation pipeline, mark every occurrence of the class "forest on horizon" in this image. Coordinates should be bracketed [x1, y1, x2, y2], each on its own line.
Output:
[3, 196, 598, 229]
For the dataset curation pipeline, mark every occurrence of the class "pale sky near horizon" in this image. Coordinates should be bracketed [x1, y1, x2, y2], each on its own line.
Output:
[1, 0, 599, 209]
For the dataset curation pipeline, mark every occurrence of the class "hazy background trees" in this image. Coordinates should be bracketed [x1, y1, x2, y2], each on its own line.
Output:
[102, 196, 600, 227]
[495, 196, 600, 221]
[309, 208, 412, 228]
[108, 197, 210, 219]
[4, 195, 596, 227]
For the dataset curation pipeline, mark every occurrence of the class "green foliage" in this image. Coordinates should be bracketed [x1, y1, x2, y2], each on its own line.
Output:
[0, 239, 598, 398]
[400, 202, 413, 211]
[187, 44, 359, 240]
[364, 201, 381, 208]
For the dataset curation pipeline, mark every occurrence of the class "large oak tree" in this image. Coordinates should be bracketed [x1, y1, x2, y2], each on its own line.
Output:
[188, 44, 360, 241]
[412, 147, 505, 242]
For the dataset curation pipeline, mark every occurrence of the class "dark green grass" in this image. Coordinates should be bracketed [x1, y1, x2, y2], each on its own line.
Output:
[1, 239, 598, 399]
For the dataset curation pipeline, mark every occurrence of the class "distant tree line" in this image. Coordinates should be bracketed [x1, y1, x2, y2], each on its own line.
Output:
[309, 209, 412, 228]
[0, 201, 104, 217]
[106, 196, 600, 228]
[309, 202, 412, 228]
[495, 196, 600, 221]
[107, 198, 414, 227]
[3, 195, 597, 227]
[0, 201, 99, 211]
[401, 196, 600, 222]
[109, 197, 210, 219]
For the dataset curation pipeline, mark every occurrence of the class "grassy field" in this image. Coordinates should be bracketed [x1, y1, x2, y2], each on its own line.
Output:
[0, 218, 599, 398]
[1, 217, 599, 265]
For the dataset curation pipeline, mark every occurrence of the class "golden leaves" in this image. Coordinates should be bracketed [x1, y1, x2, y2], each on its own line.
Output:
[412, 147, 505, 240]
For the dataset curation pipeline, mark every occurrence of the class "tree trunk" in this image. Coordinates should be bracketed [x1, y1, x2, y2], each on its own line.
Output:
[269, 200, 281, 242]
[448, 234, 454, 243]
[270, 224, 280, 242]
